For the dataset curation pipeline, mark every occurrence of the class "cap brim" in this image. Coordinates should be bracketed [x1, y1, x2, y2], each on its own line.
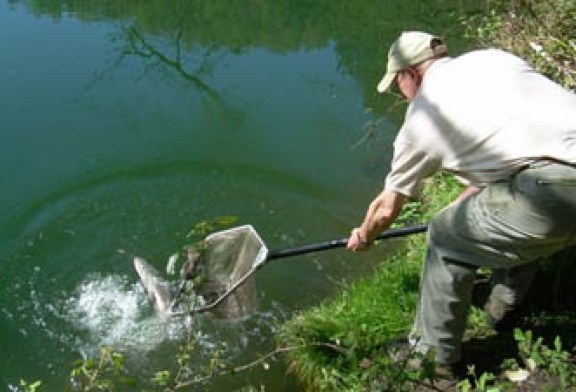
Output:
[377, 72, 395, 94]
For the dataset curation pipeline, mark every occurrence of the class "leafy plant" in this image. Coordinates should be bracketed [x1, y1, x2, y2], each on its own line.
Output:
[514, 329, 576, 389]
[457, 365, 501, 392]
[185, 215, 239, 240]
[17, 380, 42, 392]
[463, 0, 576, 90]
[69, 347, 134, 391]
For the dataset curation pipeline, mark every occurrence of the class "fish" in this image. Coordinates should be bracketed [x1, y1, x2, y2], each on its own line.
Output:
[133, 257, 174, 316]
[134, 252, 257, 320]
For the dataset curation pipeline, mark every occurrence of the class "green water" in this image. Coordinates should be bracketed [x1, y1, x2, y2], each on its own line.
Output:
[0, 1, 476, 390]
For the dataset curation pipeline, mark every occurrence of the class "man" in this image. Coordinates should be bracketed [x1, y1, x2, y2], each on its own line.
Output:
[347, 31, 576, 369]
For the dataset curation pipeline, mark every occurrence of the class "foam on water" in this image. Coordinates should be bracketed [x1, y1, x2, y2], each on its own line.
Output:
[62, 273, 186, 355]
[2, 260, 294, 392]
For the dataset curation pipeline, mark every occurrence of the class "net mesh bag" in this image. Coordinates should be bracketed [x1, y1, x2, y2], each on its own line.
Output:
[197, 225, 268, 318]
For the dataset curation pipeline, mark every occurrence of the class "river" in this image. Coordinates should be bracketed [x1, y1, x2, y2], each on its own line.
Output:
[0, 1, 476, 390]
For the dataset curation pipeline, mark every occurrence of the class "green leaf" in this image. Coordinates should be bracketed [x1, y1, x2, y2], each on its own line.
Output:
[152, 370, 170, 386]
[215, 215, 239, 226]
[554, 336, 563, 352]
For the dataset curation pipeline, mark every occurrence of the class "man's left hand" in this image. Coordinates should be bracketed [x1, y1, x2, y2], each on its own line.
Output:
[347, 228, 371, 251]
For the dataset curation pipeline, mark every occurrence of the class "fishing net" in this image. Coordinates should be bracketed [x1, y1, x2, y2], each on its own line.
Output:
[136, 223, 427, 318]
[134, 225, 267, 319]
[193, 225, 268, 318]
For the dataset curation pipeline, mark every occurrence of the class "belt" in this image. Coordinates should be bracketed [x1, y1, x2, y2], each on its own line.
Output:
[526, 158, 576, 170]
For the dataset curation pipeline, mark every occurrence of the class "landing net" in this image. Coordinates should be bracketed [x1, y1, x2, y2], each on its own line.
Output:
[194, 225, 268, 317]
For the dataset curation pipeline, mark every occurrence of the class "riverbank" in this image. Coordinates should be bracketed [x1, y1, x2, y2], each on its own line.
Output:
[279, 174, 462, 391]
[279, 1, 576, 390]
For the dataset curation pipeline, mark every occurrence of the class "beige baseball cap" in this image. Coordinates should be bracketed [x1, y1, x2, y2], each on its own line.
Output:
[377, 31, 447, 93]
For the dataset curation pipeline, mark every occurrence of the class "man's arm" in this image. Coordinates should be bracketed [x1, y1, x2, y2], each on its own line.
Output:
[347, 190, 407, 251]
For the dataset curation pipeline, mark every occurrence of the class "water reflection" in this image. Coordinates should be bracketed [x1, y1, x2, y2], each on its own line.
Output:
[92, 25, 229, 109]
[1, 1, 480, 390]
[12, 0, 481, 111]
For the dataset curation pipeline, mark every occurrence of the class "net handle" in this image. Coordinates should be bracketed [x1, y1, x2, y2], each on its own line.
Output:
[265, 223, 428, 260]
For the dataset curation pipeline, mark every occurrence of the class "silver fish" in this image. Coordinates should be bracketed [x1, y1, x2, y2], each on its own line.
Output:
[133, 257, 173, 316]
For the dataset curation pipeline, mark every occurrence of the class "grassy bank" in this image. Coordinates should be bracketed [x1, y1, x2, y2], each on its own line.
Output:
[279, 175, 462, 391]
[279, 1, 576, 391]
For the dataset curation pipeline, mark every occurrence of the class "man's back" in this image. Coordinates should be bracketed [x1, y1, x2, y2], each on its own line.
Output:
[399, 48, 576, 186]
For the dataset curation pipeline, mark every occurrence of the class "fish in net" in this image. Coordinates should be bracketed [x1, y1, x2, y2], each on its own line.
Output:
[134, 225, 267, 319]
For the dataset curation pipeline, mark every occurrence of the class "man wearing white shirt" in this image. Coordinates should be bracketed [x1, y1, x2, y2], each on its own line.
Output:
[347, 31, 576, 370]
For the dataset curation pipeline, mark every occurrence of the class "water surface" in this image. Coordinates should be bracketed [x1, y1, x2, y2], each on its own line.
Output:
[0, 1, 475, 389]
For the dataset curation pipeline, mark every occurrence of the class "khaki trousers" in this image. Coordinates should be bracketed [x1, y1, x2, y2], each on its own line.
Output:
[409, 161, 576, 364]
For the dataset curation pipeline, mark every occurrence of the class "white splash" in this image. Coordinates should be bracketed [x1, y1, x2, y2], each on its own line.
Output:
[63, 273, 185, 354]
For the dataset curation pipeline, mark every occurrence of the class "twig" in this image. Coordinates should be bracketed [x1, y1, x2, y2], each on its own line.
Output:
[167, 341, 353, 390]
[170, 345, 302, 390]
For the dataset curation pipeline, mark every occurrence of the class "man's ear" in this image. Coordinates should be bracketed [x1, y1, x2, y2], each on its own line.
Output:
[406, 66, 423, 86]
[430, 37, 443, 50]
[406, 67, 419, 79]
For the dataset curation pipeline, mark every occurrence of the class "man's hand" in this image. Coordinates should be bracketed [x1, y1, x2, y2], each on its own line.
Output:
[347, 228, 371, 251]
[347, 190, 407, 252]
